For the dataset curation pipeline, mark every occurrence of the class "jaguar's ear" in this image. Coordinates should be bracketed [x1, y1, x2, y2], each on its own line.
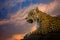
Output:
[35, 7, 40, 13]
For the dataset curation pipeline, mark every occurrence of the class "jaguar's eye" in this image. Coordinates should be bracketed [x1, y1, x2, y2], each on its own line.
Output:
[27, 19, 33, 23]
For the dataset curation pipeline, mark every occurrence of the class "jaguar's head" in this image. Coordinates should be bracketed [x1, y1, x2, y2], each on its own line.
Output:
[25, 8, 40, 23]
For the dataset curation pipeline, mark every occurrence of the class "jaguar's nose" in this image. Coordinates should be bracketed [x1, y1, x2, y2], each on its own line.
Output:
[25, 18, 27, 19]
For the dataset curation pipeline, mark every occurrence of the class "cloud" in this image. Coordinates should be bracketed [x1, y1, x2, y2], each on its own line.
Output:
[16, 0, 26, 2]
[0, 0, 25, 8]
[31, 25, 36, 32]
[6, 34, 24, 40]
[38, 0, 60, 16]
[0, 0, 26, 20]
[0, 21, 34, 40]
[5, 0, 26, 7]
[0, 20, 9, 25]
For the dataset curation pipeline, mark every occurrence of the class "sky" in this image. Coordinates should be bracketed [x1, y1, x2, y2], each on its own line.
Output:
[0, 0, 60, 40]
